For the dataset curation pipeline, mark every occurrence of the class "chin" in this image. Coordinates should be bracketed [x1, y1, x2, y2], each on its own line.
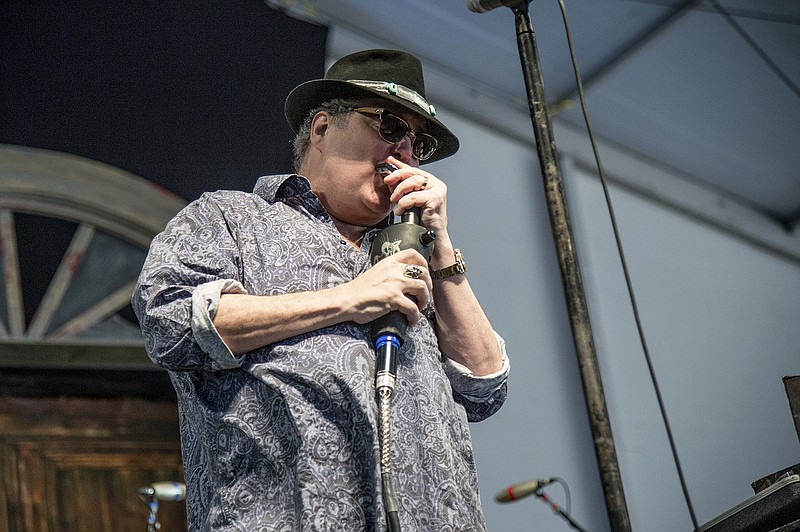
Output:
[364, 199, 392, 223]
[371, 188, 393, 210]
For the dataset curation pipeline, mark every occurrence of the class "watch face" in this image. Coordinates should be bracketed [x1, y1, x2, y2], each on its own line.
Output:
[454, 249, 466, 272]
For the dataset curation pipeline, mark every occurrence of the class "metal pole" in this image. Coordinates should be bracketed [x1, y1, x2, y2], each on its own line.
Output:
[512, 5, 632, 530]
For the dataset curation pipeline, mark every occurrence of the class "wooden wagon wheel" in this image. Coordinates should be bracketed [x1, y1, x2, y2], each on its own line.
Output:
[0, 144, 185, 368]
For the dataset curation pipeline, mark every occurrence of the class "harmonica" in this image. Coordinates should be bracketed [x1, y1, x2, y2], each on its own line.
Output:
[375, 162, 398, 177]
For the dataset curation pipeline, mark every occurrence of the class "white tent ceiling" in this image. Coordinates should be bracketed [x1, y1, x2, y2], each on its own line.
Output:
[273, 0, 800, 257]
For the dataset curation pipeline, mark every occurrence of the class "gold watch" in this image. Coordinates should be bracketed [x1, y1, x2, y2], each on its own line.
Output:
[431, 249, 467, 280]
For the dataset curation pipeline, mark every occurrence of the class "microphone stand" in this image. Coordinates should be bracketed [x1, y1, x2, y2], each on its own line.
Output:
[137, 491, 161, 532]
[534, 489, 588, 532]
[508, 3, 632, 530]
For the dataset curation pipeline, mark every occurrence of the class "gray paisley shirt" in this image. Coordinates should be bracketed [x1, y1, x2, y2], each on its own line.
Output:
[133, 174, 509, 531]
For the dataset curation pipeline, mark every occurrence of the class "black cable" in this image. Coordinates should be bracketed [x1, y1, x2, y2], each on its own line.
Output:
[534, 480, 589, 532]
[554, 0, 700, 528]
[552, 476, 573, 514]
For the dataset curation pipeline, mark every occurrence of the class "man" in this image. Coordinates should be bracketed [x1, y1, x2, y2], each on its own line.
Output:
[134, 49, 509, 531]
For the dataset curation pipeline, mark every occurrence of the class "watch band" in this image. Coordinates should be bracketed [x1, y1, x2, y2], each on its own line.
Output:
[431, 248, 467, 280]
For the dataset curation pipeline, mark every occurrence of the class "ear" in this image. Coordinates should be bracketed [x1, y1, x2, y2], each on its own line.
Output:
[309, 111, 332, 150]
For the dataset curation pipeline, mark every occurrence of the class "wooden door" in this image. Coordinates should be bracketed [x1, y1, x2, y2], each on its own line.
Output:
[0, 395, 186, 532]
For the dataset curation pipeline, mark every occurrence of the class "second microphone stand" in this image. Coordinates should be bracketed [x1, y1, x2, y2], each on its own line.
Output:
[509, 2, 632, 530]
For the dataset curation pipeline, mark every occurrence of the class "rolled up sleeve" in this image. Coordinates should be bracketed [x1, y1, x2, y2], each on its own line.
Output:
[443, 332, 509, 421]
[191, 279, 248, 370]
[132, 193, 247, 372]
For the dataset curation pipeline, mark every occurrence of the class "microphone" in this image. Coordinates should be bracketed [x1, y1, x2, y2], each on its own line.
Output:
[466, 0, 530, 13]
[495, 478, 554, 503]
[369, 163, 436, 391]
[138, 481, 186, 501]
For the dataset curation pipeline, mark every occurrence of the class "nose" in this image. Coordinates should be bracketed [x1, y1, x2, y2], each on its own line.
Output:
[390, 135, 415, 164]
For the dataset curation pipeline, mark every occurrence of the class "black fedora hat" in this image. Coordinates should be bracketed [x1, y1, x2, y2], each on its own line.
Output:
[285, 49, 459, 164]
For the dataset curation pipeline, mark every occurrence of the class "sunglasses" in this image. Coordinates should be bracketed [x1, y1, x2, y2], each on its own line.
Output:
[352, 107, 439, 161]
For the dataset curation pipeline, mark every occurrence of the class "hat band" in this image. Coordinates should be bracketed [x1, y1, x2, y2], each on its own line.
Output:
[347, 80, 436, 117]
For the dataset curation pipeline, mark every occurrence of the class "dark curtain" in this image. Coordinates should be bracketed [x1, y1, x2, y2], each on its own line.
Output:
[1, 0, 328, 201]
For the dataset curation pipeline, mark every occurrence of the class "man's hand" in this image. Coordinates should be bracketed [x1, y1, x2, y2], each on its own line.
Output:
[343, 248, 432, 326]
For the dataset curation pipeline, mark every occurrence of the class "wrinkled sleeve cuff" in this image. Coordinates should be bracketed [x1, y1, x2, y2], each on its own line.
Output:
[191, 279, 248, 370]
[443, 332, 510, 402]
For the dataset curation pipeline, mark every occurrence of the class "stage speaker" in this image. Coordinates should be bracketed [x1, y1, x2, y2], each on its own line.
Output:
[696, 473, 800, 531]
[697, 377, 800, 531]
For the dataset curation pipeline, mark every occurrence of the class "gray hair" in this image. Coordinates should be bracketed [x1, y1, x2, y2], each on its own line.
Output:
[292, 99, 363, 172]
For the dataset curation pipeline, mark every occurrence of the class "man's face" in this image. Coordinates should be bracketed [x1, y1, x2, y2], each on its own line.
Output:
[313, 101, 426, 226]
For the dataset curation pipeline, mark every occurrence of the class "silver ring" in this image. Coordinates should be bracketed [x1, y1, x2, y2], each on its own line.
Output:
[404, 264, 423, 279]
[419, 177, 428, 190]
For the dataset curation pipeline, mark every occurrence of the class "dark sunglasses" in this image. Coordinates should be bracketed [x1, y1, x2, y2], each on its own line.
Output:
[353, 107, 439, 161]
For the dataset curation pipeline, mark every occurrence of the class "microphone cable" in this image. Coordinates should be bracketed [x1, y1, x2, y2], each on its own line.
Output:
[378, 384, 402, 532]
[556, 476, 573, 516]
[553, 0, 699, 528]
